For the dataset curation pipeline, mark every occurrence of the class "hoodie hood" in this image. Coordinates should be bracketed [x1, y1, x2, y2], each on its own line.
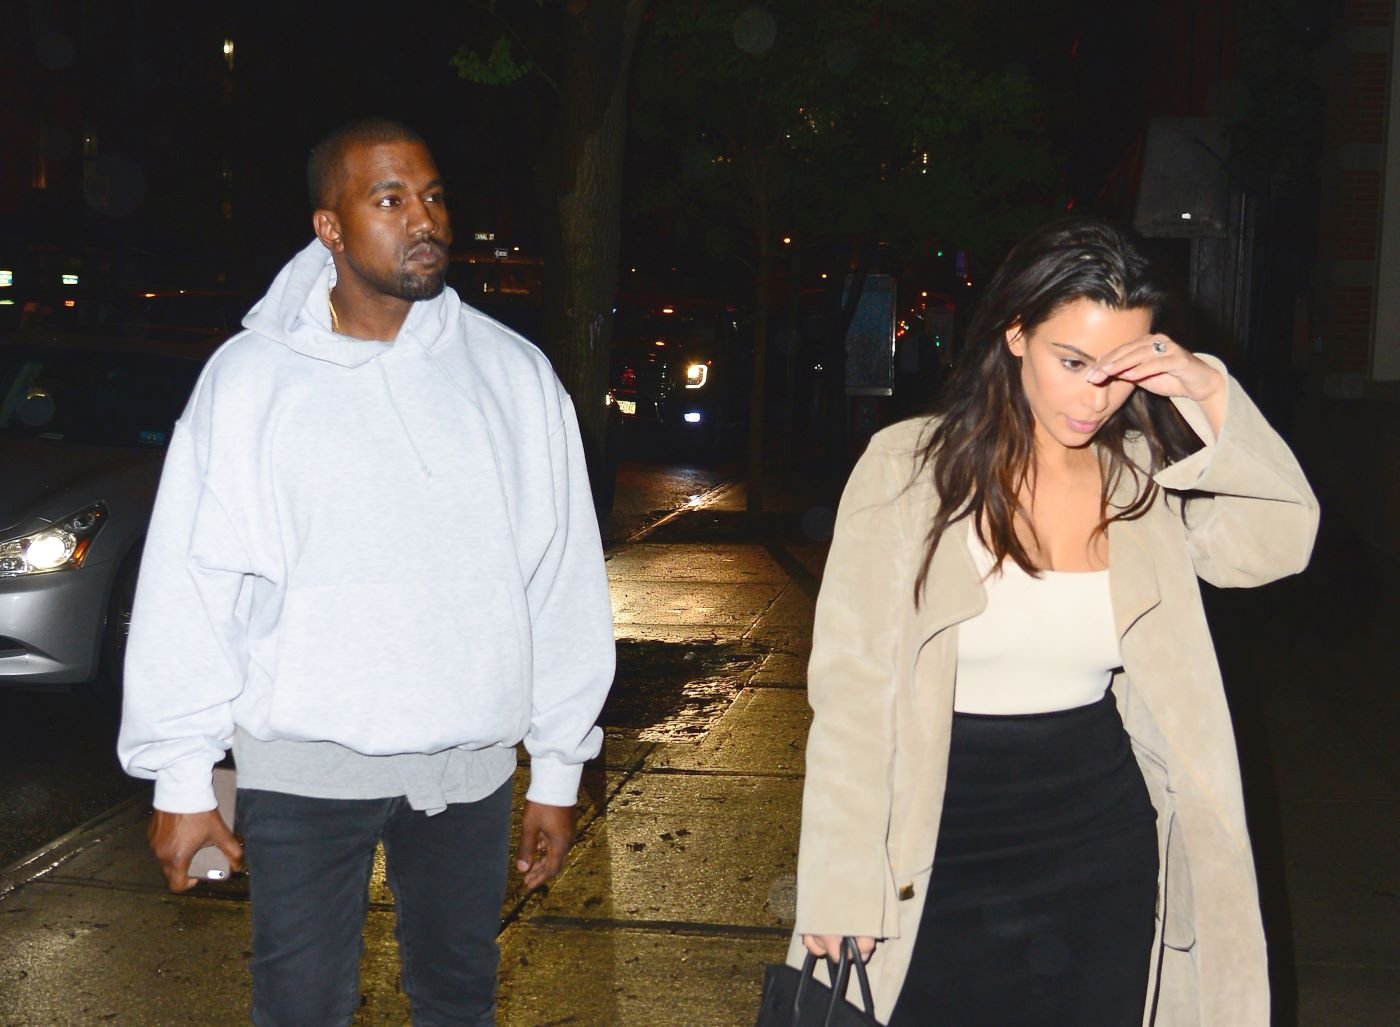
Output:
[119, 237, 615, 816]
[241, 240, 463, 367]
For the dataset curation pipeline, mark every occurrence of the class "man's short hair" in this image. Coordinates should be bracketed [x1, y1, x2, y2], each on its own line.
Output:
[307, 118, 429, 210]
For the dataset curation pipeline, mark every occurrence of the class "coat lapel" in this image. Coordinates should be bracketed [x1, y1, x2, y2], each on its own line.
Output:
[908, 477, 1161, 646]
[912, 518, 987, 648]
[1106, 459, 1163, 637]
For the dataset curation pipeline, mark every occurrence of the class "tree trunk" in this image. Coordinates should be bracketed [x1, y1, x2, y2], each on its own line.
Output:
[747, 182, 771, 516]
[542, 0, 647, 506]
[782, 241, 800, 464]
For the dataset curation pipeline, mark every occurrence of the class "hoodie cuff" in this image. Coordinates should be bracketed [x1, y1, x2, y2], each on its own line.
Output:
[153, 759, 219, 814]
[525, 756, 583, 808]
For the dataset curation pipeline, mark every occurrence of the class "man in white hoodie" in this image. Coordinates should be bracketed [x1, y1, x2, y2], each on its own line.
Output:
[118, 119, 615, 1026]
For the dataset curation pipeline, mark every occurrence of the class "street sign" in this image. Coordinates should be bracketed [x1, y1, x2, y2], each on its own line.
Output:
[844, 274, 896, 397]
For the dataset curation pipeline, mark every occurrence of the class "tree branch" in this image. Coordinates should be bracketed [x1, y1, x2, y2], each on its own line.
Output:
[466, 0, 560, 93]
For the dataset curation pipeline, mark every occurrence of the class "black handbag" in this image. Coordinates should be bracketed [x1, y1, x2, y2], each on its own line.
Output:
[755, 938, 881, 1026]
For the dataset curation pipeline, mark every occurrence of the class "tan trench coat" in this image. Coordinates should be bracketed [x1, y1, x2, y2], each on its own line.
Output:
[788, 357, 1319, 1024]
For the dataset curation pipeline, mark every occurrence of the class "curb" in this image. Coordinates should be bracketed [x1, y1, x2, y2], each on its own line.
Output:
[0, 792, 149, 900]
[612, 480, 739, 549]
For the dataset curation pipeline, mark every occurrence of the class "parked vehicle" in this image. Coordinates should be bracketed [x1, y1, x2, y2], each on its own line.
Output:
[0, 331, 218, 690]
[609, 297, 748, 456]
[5, 288, 246, 341]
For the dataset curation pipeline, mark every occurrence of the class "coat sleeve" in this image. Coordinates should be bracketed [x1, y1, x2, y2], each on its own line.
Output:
[117, 413, 253, 814]
[795, 433, 910, 938]
[1153, 354, 1320, 588]
[520, 393, 615, 807]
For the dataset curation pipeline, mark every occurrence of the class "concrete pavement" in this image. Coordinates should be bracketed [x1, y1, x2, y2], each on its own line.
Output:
[0, 477, 834, 1026]
[0, 465, 1395, 1025]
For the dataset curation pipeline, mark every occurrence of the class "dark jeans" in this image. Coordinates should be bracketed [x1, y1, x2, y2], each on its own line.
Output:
[237, 778, 513, 1027]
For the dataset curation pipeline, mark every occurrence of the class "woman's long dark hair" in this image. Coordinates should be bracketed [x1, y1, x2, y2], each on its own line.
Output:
[912, 217, 1202, 604]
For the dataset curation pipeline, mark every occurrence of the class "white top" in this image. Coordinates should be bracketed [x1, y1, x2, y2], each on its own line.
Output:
[954, 530, 1122, 715]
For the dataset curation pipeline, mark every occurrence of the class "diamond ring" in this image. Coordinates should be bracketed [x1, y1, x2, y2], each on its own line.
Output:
[1152, 340, 1168, 355]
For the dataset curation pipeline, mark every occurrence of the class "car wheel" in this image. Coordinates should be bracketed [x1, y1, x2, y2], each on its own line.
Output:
[95, 545, 142, 702]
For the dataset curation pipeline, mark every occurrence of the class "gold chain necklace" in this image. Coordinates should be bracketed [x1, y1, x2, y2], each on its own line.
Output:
[328, 291, 342, 334]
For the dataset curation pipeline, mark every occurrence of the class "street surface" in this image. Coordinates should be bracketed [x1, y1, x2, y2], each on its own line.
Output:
[599, 429, 733, 545]
[0, 446, 730, 873]
[0, 467, 1394, 1024]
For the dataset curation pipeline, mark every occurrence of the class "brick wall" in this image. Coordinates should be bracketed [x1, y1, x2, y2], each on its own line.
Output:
[1333, 169, 1383, 261]
[1313, 4, 1394, 374]
[1323, 285, 1376, 371]
[1346, 0, 1395, 28]
[1339, 52, 1391, 143]
[1307, 1, 1399, 559]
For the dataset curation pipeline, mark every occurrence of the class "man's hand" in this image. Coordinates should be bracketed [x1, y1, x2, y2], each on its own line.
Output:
[147, 809, 243, 894]
[515, 800, 576, 890]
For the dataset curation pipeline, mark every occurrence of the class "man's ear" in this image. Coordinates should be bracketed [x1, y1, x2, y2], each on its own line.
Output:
[1005, 322, 1026, 357]
[312, 209, 342, 252]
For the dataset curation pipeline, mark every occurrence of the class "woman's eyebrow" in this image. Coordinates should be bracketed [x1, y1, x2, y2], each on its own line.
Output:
[1050, 342, 1094, 360]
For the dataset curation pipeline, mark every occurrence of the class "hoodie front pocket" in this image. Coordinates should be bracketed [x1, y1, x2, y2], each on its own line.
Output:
[268, 577, 530, 754]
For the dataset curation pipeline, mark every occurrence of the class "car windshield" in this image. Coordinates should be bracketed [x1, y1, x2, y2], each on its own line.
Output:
[0, 347, 200, 449]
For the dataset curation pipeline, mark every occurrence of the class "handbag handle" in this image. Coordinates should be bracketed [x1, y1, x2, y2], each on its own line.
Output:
[829, 938, 876, 1021]
[794, 938, 877, 1025]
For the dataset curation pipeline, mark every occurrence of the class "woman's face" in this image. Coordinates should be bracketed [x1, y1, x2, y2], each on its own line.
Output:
[1006, 298, 1149, 454]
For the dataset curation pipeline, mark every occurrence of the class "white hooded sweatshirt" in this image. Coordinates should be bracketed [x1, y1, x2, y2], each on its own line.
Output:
[118, 241, 615, 814]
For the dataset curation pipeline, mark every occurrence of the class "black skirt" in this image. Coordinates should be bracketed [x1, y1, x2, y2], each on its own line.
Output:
[888, 693, 1159, 1026]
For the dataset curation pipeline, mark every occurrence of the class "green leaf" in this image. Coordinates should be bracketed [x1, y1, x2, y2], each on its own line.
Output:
[451, 34, 534, 86]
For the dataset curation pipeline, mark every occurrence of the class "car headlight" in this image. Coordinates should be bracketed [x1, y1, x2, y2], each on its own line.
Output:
[0, 502, 109, 577]
[684, 362, 709, 389]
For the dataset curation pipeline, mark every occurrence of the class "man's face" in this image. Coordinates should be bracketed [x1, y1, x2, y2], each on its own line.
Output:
[326, 140, 453, 302]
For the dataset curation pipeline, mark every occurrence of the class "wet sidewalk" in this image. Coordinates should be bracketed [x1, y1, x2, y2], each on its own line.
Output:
[0, 476, 839, 1026]
[0, 467, 1395, 1025]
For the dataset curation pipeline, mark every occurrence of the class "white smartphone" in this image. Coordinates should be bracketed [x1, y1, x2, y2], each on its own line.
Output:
[187, 766, 237, 881]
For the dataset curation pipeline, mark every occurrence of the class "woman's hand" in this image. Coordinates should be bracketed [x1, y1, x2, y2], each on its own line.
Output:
[802, 934, 877, 962]
[1086, 334, 1226, 437]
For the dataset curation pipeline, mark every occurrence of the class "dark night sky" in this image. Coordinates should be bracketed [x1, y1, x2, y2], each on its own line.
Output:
[4, 1, 545, 288]
[4, 0, 1166, 295]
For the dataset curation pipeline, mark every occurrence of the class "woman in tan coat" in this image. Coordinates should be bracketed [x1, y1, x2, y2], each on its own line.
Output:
[790, 218, 1318, 1024]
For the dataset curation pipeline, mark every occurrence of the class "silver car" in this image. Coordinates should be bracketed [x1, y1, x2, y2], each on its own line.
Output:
[0, 333, 215, 690]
